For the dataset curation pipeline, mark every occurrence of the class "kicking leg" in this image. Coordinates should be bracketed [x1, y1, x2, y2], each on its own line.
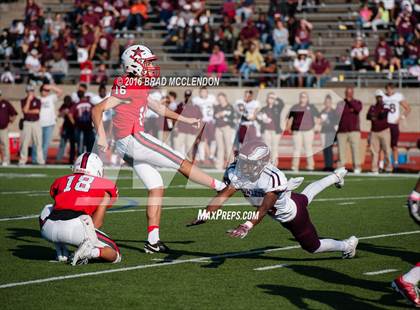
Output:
[301, 168, 347, 204]
[392, 263, 420, 307]
[179, 159, 226, 191]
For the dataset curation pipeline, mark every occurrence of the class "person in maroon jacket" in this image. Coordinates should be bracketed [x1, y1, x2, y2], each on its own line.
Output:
[367, 90, 392, 173]
[173, 90, 203, 160]
[371, 36, 393, 71]
[336, 87, 363, 173]
[0, 90, 17, 166]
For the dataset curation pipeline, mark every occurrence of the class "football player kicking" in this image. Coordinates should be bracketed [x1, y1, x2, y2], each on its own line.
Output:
[391, 178, 420, 307]
[189, 140, 359, 259]
[92, 45, 226, 253]
[39, 152, 121, 265]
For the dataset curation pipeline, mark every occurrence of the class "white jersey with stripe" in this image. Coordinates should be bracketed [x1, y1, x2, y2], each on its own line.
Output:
[382, 92, 404, 124]
[224, 162, 297, 222]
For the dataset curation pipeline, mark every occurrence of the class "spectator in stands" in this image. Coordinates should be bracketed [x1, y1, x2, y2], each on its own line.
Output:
[404, 41, 419, 68]
[156, 0, 174, 25]
[293, 49, 312, 87]
[272, 20, 289, 57]
[47, 53, 68, 84]
[367, 90, 392, 173]
[25, 0, 41, 25]
[19, 84, 45, 165]
[217, 16, 235, 52]
[69, 83, 95, 155]
[174, 90, 202, 159]
[36, 84, 63, 163]
[124, 0, 148, 32]
[319, 94, 338, 171]
[93, 63, 108, 85]
[239, 42, 264, 80]
[372, 2, 390, 31]
[336, 87, 362, 174]
[0, 90, 17, 166]
[236, 1, 254, 22]
[293, 19, 312, 50]
[256, 12, 271, 46]
[25, 49, 41, 83]
[214, 92, 236, 169]
[286, 0, 299, 17]
[223, 0, 236, 21]
[396, 9, 415, 42]
[259, 92, 284, 166]
[234, 90, 260, 146]
[309, 51, 331, 87]
[372, 36, 393, 71]
[351, 37, 370, 71]
[207, 45, 228, 78]
[56, 95, 76, 164]
[0, 64, 15, 84]
[101, 9, 117, 33]
[391, 36, 407, 70]
[286, 91, 319, 172]
[259, 51, 278, 86]
[239, 19, 260, 47]
[38, 64, 54, 85]
[357, 3, 373, 29]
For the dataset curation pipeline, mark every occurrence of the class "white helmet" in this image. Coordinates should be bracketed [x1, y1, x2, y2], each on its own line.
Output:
[73, 152, 104, 177]
[121, 44, 160, 77]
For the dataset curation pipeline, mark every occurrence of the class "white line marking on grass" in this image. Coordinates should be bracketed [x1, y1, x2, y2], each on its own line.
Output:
[0, 195, 407, 222]
[0, 230, 419, 289]
[254, 264, 289, 271]
[337, 202, 355, 206]
[363, 269, 399, 276]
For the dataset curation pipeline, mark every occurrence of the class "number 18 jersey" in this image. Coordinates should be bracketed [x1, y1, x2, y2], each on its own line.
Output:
[111, 75, 151, 140]
[50, 173, 118, 216]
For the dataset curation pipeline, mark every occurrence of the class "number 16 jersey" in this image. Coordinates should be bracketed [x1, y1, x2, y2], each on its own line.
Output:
[50, 173, 118, 216]
[111, 75, 152, 140]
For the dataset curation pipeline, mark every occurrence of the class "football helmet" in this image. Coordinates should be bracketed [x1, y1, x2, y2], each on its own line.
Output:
[73, 152, 104, 177]
[237, 140, 271, 181]
[121, 44, 160, 78]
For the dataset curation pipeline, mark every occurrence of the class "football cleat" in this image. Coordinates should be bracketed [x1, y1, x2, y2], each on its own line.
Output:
[392, 276, 420, 307]
[334, 167, 348, 189]
[342, 236, 358, 259]
[71, 239, 93, 266]
[144, 241, 170, 254]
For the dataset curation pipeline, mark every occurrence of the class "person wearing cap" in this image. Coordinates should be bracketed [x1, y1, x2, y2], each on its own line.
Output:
[367, 90, 392, 173]
[25, 49, 41, 83]
[0, 90, 17, 166]
[19, 85, 45, 165]
[34, 84, 63, 163]
[336, 87, 363, 174]
[293, 49, 312, 87]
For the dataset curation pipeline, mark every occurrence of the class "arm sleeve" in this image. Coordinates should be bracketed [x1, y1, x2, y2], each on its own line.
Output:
[348, 100, 362, 113]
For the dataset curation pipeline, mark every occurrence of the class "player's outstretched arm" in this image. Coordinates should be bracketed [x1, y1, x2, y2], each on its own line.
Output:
[228, 192, 278, 239]
[148, 97, 201, 128]
[92, 96, 121, 151]
[187, 185, 237, 226]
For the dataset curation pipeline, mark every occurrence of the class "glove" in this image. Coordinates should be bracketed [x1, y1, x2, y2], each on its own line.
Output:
[186, 218, 207, 227]
[227, 221, 253, 239]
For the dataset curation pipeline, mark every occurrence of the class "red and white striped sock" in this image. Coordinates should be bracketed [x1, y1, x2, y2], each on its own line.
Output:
[147, 225, 160, 244]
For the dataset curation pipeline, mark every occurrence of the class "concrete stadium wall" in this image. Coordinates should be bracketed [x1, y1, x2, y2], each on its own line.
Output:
[1, 84, 419, 135]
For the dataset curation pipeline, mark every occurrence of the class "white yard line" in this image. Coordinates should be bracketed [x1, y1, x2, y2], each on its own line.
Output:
[337, 202, 356, 206]
[0, 195, 407, 222]
[0, 230, 419, 289]
[363, 269, 399, 276]
[254, 264, 289, 271]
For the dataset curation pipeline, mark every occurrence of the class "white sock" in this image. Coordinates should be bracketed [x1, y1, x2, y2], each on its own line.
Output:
[379, 160, 384, 170]
[90, 248, 100, 258]
[301, 174, 338, 204]
[402, 266, 420, 285]
[148, 227, 160, 244]
[314, 239, 347, 253]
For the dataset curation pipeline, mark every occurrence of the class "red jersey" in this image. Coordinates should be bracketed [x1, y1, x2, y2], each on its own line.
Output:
[111, 75, 151, 139]
[50, 173, 118, 216]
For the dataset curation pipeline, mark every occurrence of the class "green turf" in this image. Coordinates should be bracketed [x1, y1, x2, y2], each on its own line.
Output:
[0, 167, 419, 309]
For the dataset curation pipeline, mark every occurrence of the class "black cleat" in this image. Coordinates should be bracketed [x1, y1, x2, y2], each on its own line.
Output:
[144, 241, 170, 254]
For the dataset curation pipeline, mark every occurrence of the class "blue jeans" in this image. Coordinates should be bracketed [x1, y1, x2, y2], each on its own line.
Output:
[293, 42, 311, 51]
[274, 42, 287, 58]
[125, 13, 143, 30]
[239, 63, 258, 80]
[32, 125, 54, 162]
[307, 75, 330, 88]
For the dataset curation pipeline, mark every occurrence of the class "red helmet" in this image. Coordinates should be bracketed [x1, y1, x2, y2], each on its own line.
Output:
[237, 140, 271, 181]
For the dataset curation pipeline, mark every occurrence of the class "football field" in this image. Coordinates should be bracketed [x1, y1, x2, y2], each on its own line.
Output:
[0, 167, 419, 309]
